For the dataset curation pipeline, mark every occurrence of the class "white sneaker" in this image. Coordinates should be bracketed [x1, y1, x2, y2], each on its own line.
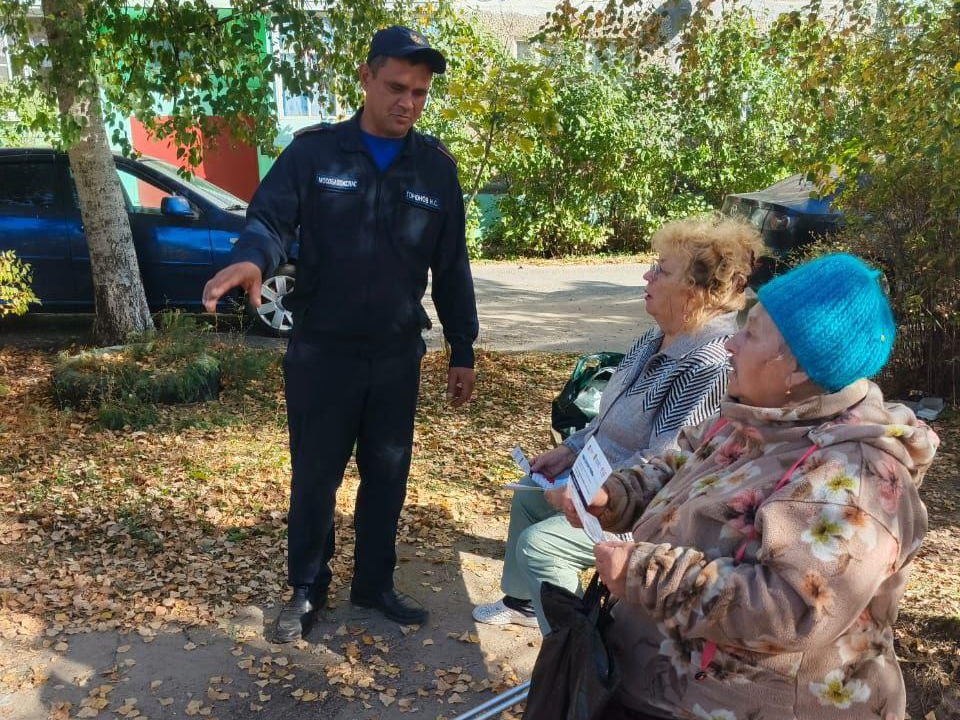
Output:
[472, 599, 539, 628]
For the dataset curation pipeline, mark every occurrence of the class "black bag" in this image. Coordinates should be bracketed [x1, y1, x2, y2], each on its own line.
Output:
[551, 352, 625, 440]
[523, 574, 620, 720]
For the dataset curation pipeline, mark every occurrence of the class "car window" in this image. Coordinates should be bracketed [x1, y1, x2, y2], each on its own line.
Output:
[140, 159, 247, 210]
[116, 166, 174, 213]
[0, 162, 59, 211]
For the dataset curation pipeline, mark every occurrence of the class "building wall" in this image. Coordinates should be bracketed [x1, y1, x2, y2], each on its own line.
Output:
[129, 116, 261, 201]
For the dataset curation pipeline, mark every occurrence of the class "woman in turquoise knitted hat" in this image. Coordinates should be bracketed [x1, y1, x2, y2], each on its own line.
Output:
[557, 253, 939, 720]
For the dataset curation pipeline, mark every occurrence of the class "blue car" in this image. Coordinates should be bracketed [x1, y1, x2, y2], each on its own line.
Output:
[0, 148, 298, 335]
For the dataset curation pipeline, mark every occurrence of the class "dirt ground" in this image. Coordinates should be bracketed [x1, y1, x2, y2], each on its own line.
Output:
[0, 344, 563, 720]
[0, 333, 957, 720]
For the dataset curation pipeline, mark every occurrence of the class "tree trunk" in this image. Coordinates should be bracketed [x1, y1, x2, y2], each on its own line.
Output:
[40, 0, 154, 344]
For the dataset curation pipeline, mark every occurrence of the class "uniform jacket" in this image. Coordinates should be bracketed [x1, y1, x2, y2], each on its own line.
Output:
[599, 380, 938, 720]
[230, 110, 479, 367]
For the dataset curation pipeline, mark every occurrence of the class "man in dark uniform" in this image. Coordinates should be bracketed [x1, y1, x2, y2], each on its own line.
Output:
[202, 26, 478, 642]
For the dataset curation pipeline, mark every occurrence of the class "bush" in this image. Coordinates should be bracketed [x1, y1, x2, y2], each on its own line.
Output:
[779, 0, 959, 401]
[50, 308, 288, 428]
[214, 344, 280, 390]
[418, 12, 558, 259]
[0, 250, 39, 317]
[482, 10, 803, 258]
[488, 47, 647, 257]
[51, 312, 221, 415]
[96, 398, 161, 431]
[671, 10, 799, 208]
[51, 347, 221, 410]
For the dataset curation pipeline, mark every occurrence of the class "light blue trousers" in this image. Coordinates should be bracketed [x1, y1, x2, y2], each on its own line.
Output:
[498, 476, 596, 634]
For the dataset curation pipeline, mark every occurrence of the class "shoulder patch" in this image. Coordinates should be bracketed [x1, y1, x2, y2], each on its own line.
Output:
[422, 134, 457, 166]
[293, 122, 332, 138]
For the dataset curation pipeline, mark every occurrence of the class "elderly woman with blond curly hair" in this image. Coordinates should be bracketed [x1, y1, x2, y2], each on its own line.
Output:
[472, 216, 764, 634]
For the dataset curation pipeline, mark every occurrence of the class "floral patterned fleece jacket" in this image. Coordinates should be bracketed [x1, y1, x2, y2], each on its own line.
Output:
[599, 380, 939, 720]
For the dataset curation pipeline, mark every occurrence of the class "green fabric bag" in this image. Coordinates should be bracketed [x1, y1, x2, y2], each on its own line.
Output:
[551, 352, 624, 440]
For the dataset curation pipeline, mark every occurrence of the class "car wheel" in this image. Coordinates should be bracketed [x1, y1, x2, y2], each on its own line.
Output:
[249, 264, 295, 337]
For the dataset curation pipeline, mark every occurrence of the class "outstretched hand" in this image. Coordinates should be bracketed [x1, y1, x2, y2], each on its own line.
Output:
[202, 262, 263, 313]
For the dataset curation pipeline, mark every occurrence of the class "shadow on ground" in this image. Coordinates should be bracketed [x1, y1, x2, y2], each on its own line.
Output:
[1, 503, 537, 720]
[0, 346, 560, 720]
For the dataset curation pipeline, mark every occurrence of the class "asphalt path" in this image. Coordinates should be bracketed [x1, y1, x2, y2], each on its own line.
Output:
[423, 261, 655, 354]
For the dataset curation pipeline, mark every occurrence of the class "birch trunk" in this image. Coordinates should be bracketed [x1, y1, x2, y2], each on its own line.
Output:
[41, 0, 153, 344]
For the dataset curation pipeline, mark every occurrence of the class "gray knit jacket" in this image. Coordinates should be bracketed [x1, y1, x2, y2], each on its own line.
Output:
[563, 312, 738, 469]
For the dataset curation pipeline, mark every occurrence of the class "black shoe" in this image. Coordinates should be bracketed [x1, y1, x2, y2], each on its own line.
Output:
[274, 586, 327, 643]
[350, 588, 428, 626]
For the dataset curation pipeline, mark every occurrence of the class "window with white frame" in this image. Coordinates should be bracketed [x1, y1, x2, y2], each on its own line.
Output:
[0, 35, 14, 82]
[271, 27, 341, 120]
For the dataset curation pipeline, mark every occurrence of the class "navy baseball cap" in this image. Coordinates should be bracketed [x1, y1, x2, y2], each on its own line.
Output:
[366, 25, 446, 74]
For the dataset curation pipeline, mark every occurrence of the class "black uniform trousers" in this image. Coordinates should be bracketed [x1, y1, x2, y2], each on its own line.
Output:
[282, 334, 425, 597]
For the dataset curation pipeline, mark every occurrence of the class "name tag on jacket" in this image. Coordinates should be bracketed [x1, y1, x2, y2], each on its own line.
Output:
[316, 174, 360, 192]
[403, 189, 441, 211]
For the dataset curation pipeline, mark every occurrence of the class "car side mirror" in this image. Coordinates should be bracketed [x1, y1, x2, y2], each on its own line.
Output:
[161, 195, 195, 217]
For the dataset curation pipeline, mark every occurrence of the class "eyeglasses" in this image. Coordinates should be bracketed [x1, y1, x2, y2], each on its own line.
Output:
[649, 260, 665, 278]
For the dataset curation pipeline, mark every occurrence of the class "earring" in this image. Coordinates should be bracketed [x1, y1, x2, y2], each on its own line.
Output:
[682, 312, 692, 324]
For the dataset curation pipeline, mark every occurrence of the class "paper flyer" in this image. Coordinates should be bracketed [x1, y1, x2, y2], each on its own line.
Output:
[507, 446, 570, 490]
[568, 436, 613, 543]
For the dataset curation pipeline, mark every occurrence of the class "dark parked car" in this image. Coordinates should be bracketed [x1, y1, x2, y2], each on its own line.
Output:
[721, 174, 842, 288]
[0, 148, 297, 335]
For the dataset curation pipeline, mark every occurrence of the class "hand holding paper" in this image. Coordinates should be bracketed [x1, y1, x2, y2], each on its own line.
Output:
[529, 445, 576, 478]
[561, 485, 609, 526]
[507, 446, 571, 490]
